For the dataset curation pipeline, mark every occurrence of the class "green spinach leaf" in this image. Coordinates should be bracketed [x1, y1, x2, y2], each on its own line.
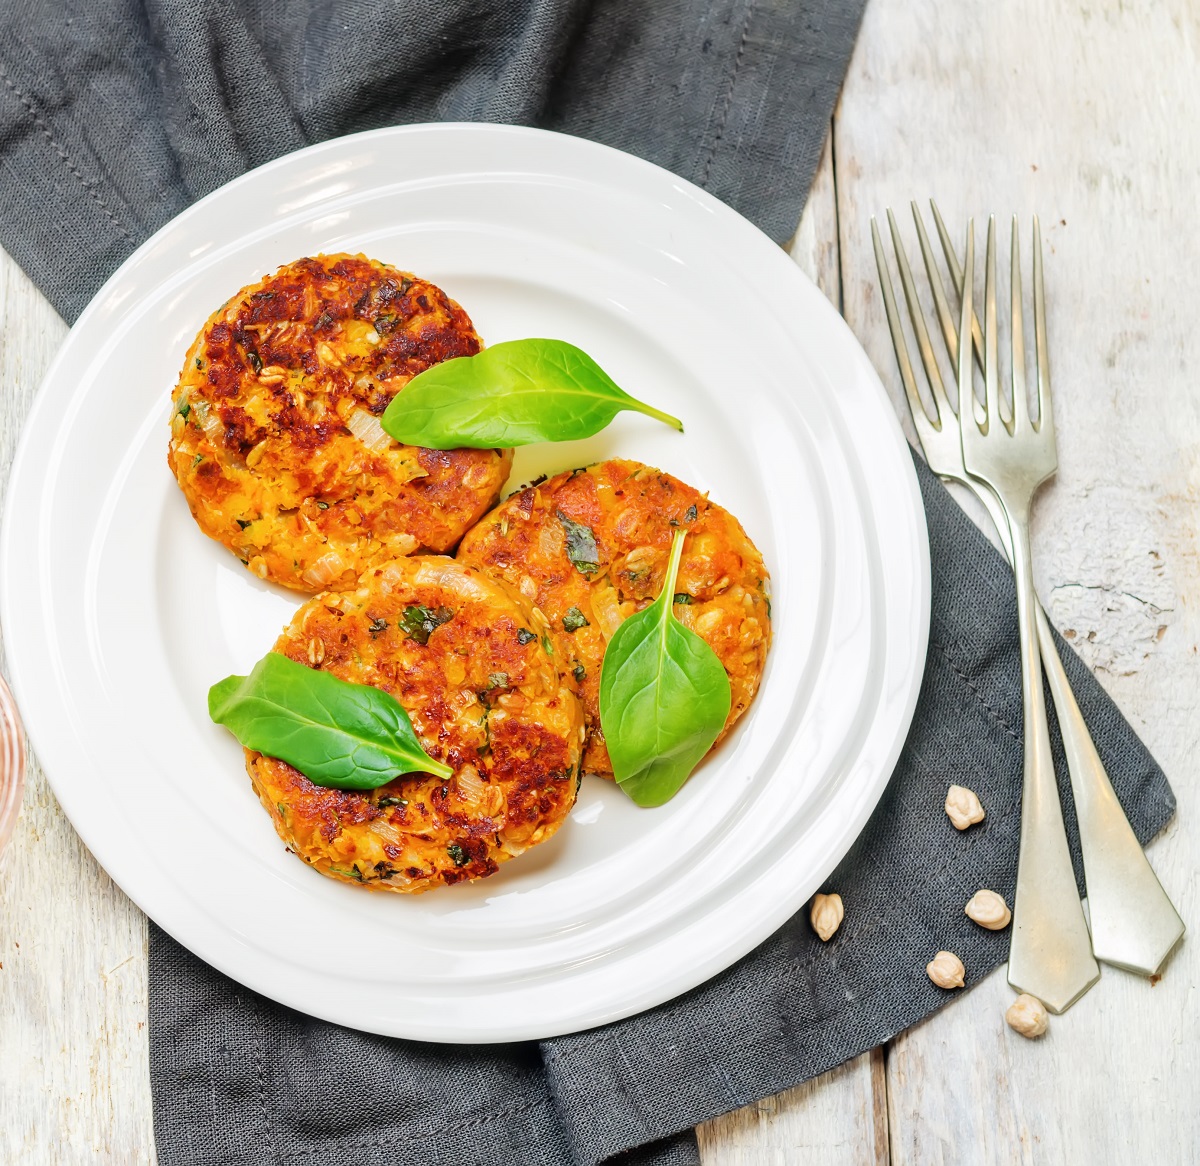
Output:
[208, 652, 452, 789]
[599, 531, 731, 807]
[380, 338, 683, 448]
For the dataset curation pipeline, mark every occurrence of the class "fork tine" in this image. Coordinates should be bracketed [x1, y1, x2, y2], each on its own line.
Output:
[912, 202, 957, 369]
[1033, 214, 1055, 438]
[871, 217, 940, 438]
[930, 199, 986, 370]
[984, 214, 1004, 430]
[1010, 215, 1030, 432]
[916, 202, 986, 427]
[958, 220, 976, 431]
[886, 208, 953, 422]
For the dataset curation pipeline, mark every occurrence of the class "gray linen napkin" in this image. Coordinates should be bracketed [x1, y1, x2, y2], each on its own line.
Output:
[0, 3, 1177, 1165]
[0, 0, 861, 325]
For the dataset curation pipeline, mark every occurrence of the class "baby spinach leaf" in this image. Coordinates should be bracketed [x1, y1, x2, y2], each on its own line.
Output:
[379, 338, 683, 448]
[599, 531, 731, 807]
[208, 652, 452, 789]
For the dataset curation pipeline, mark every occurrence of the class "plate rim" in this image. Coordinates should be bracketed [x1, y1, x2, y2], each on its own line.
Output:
[0, 122, 930, 1042]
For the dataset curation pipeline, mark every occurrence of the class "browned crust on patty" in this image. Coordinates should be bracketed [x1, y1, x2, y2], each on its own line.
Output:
[246, 557, 585, 893]
[168, 254, 512, 591]
[457, 459, 771, 777]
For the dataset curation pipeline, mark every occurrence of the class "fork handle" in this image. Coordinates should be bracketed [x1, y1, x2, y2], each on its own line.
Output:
[1005, 511, 1100, 1013]
[975, 484, 1184, 976]
[979, 482, 1185, 974]
[1036, 604, 1185, 974]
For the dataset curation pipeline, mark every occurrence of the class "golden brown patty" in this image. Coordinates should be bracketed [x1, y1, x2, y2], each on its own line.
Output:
[168, 254, 513, 592]
[457, 459, 771, 777]
[246, 556, 584, 893]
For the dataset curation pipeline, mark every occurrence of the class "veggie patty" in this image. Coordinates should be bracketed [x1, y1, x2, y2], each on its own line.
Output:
[168, 253, 512, 592]
[457, 459, 771, 778]
[245, 557, 585, 893]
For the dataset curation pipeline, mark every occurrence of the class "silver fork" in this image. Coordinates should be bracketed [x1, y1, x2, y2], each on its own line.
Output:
[871, 211, 1104, 1013]
[955, 217, 1099, 1011]
[920, 206, 1185, 980]
[875, 207, 1183, 990]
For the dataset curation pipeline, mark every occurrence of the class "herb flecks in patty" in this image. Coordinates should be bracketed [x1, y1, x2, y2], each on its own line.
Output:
[399, 605, 453, 644]
[562, 606, 589, 632]
[557, 511, 600, 575]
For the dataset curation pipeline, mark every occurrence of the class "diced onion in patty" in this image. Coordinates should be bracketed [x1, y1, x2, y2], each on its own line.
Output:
[538, 521, 563, 560]
[455, 765, 486, 807]
[200, 405, 225, 447]
[592, 584, 624, 641]
[301, 549, 347, 589]
[347, 408, 394, 453]
[368, 818, 405, 846]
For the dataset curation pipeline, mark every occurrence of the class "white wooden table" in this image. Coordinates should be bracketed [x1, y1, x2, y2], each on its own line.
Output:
[1, 0, 1195, 1160]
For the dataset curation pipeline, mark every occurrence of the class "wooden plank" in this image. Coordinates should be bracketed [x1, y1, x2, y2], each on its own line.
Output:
[0, 255, 154, 1161]
[787, 124, 843, 311]
[834, 0, 1198, 1161]
[698, 1049, 889, 1166]
[698, 126, 889, 1166]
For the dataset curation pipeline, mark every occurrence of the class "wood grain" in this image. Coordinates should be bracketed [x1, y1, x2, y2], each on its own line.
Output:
[0, 256, 154, 1162]
[836, 0, 1198, 1161]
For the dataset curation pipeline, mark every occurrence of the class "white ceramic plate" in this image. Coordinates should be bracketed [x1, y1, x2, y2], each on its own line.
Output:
[0, 124, 928, 1042]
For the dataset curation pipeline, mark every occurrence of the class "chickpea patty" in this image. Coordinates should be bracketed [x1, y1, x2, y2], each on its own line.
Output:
[246, 557, 585, 893]
[168, 254, 512, 592]
[457, 459, 771, 777]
